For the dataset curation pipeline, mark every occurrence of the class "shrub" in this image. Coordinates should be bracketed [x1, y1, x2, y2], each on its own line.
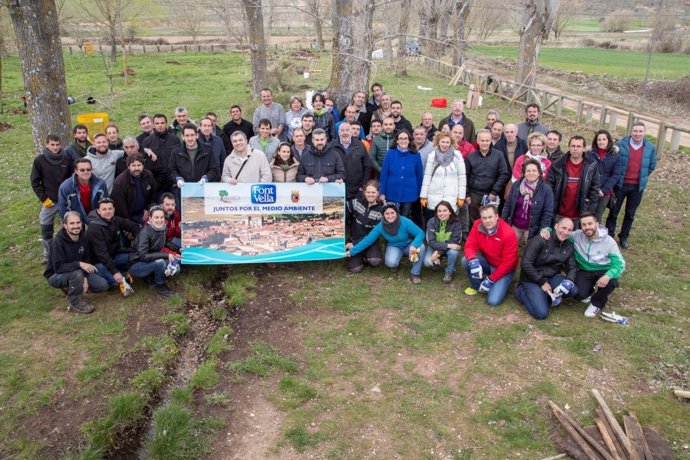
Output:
[601, 10, 633, 32]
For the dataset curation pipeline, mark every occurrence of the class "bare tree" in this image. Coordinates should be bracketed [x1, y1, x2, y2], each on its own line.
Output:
[515, 0, 559, 87]
[77, 0, 138, 62]
[242, 0, 268, 97]
[450, 0, 471, 66]
[305, 0, 325, 51]
[329, 0, 375, 110]
[170, 0, 207, 43]
[209, 1, 247, 44]
[418, 0, 441, 58]
[5, 0, 71, 155]
[551, 0, 580, 39]
[395, 0, 411, 76]
[466, 0, 509, 40]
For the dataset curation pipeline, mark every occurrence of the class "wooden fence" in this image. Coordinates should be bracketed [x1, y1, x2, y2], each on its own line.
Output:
[63, 40, 328, 56]
[420, 56, 689, 155]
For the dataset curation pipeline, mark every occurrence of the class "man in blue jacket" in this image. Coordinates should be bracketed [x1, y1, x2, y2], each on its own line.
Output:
[605, 122, 656, 249]
[58, 158, 109, 223]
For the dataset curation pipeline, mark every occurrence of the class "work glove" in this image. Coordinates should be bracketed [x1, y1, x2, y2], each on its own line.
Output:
[420, 198, 428, 208]
[479, 277, 494, 293]
[554, 279, 575, 296]
[456, 198, 464, 207]
[198, 175, 208, 184]
[42, 198, 55, 207]
[176, 177, 185, 188]
[469, 258, 482, 280]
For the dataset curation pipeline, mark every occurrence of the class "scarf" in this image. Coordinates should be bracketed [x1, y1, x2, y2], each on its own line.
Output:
[313, 107, 326, 117]
[519, 179, 537, 214]
[381, 205, 401, 236]
[44, 148, 66, 166]
[598, 147, 607, 160]
[435, 147, 454, 168]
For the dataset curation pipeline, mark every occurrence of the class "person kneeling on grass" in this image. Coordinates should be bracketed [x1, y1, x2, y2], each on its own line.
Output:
[129, 205, 180, 298]
[515, 217, 578, 320]
[44, 211, 108, 314]
[345, 180, 384, 273]
[346, 203, 425, 284]
[461, 204, 518, 305]
[423, 200, 463, 284]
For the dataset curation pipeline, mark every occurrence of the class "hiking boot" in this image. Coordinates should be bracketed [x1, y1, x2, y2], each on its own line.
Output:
[156, 285, 175, 299]
[409, 274, 422, 285]
[68, 300, 95, 314]
[584, 304, 601, 318]
[619, 238, 630, 250]
[442, 272, 453, 284]
[464, 287, 478, 296]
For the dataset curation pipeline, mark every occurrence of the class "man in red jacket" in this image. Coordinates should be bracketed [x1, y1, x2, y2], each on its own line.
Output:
[461, 204, 519, 305]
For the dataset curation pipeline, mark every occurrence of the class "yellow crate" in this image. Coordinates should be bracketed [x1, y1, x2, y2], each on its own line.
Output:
[76, 112, 109, 141]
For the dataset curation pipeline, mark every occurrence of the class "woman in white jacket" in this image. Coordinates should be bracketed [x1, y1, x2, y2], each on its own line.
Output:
[419, 131, 467, 222]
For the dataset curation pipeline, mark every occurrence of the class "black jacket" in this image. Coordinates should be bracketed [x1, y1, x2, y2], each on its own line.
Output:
[465, 147, 510, 196]
[394, 116, 413, 134]
[425, 217, 463, 252]
[111, 169, 157, 221]
[169, 143, 219, 183]
[494, 136, 528, 169]
[520, 232, 577, 286]
[31, 149, 73, 202]
[86, 210, 141, 275]
[297, 146, 346, 183]
[546, 153, 600, 216]
[115, 152, 167, 190]
[346, 196, 383, 243]
[130, 224, 169, 263]
[330, 138, 372, 199]
[222, 118, 254, 152]
[141, 130, 180, 187]
[44, 228, 93, 278]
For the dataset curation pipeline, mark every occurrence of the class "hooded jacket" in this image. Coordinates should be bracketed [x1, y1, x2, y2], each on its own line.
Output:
[350, 216, 424, 256]
[464, 217, 519, 282]
[31, 148, 73, 203]
[86, 210, 141, 275]
[58, 173, 109, 222]
[420, 149, 466, 212]
[586, 146, 621, 195]
[570, 225, 625, 279]
[43, 228, 93, 278]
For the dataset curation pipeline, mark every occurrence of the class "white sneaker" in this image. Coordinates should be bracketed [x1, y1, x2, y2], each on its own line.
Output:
[580, 296, 591, 304]
[584, 304, 600, 318]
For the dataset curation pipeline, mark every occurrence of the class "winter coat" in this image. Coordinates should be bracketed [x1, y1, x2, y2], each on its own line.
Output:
[270, 160, 300, 183]
[44, 228, 94, 278]
[379, 148, 424, 203]
[464, 217, 519, 282]
[141, 130, 181, 187]
[58, 174, 109, 222]
[330, 139, 372, 199]
[350, 216, 424, 256]
[519, 231, 577, 285]
[313, 111, 336, 141]
[615, 136, 657, 191]
[31, 148, 73, 203]
[465, 147, 510, 196]
[347, 197, 384, 244]
[369, 131, 396, 172]
[130, 224, 169, 263]
[65, 139, 92, 161]
[586, 146, 621, 195]
[297, 146, 345, 183]
[115, 151, 167, 190]
[438, 114, 476, 142]
[546, 153, 600, 216]
[517, 120, 549, 140]
[222, 150, 272, 183]
[85, 210, 140, 275]
[571, 225, 625, 279]
[198, 133, 227, 174]
[169, 142, 219, 183]
[501, 179, 554, 239]
[493, 136, 528, 168]
[425, 217, 463, 253]
[111, 169, 157, 221]
[420, 149, 466, 212]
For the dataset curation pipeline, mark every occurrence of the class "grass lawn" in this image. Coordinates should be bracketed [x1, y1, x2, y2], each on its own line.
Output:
[469, 45, 690, 80]
[0, 50, 688, 459]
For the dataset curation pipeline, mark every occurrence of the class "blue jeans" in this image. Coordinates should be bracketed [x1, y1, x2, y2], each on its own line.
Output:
[129, 259, 167, 286]
[385, 243, 425, 276]
[606, 183, 644, 240]
[514, 274, 579, 320]
[461, 255, 515, 306]
[95, 253, 132, 286]
[423, 248, 460, 273]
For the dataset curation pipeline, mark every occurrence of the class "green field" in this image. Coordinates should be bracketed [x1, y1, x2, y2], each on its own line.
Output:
[470, 45, 690, 80]
[0, 51, 689, 459]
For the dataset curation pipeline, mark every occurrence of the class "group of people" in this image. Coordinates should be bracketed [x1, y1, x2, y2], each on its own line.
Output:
[31, 83, 656, 319]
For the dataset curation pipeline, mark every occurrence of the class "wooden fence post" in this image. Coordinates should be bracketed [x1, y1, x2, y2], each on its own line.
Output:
[626, 113, 635, 133]
[609, 112, 618, 133]
[586, 106, 593, 125]
[670, 130, 681, 152]
[656, 122, 666, 157]
[599, 107, 607, 130]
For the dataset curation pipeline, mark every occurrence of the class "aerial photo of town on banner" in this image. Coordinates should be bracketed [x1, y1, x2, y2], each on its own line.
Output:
[181, 183, 346, 264]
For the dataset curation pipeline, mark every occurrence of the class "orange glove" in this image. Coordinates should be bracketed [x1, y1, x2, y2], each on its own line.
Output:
[456, 198, 464, 208]
[420, 198, 428, 208]
[43, 198, 55, 207]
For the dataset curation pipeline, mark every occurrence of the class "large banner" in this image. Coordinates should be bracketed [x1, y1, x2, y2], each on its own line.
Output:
[181, 183, 346, 264]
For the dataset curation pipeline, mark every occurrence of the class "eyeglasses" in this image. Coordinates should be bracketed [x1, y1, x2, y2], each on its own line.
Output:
[78, 168, 92, 172]
[530, 144, 543, 148]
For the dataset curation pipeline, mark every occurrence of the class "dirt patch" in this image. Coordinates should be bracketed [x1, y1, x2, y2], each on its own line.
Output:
[0, 122, 12, 132]
[206, 267, 308, 459]
[289, 49, 318, 60]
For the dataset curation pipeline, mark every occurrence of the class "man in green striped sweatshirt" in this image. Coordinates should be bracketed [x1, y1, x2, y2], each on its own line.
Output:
[572, 212, 625, 318]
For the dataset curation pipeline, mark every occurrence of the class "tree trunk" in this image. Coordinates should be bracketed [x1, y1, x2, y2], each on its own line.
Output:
[242, 0, 268, 97]
[329, 0, 375, 110]
[109, 22, 117, 62]
[314, 17, 324, 51]
[516, 0, 559, 87]
[7, 0, 71, 156]
[384, 18, 394, 69]
[437, 3, 452, 56]
[395, 0, 411, 76]
[451, 0, 471, 67]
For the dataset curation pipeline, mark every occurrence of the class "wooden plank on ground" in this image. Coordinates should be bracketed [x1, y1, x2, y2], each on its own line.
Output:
[674, 389, 690, 399]
[549, 401, 606, 460]
[596, 416, 625, 460]
[597, 408, 628, 460]
[628, 412, 654, 460]
[592, 389, 640, 460]
[624, 416, 647, 460]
